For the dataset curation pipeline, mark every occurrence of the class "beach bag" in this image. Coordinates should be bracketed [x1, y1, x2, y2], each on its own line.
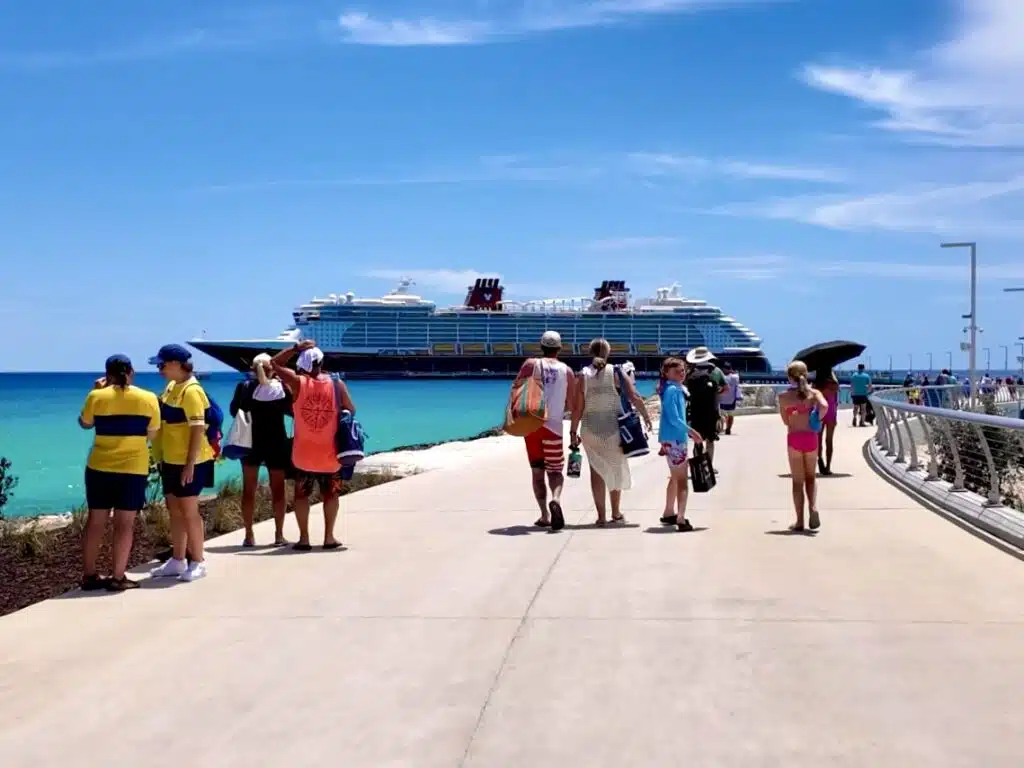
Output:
[332, 377, 367, 466]
[689, 443, 716, 493]
[808, 403, 823, 433]
[615, 365, 649, 457]
[504, 359, 547, 437]
[222, 410, 253, 460]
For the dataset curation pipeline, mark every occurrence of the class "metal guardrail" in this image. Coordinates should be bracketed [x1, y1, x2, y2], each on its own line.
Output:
[868, 384, 1024, 549]
[735, 383, 906, 412]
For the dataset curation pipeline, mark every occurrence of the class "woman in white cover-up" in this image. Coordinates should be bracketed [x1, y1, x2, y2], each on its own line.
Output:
[570, 339, 652, 525]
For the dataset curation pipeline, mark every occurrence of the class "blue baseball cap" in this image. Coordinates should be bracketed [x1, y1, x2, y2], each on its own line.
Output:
[105, 354, 132, 370]
[148, 344, 192, 366]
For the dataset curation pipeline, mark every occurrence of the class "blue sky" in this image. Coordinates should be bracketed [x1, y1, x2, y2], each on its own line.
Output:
[2, 0, 1023, 372]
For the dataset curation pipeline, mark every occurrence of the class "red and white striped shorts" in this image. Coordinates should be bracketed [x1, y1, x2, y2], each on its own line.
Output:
[525, 427, 564, 473]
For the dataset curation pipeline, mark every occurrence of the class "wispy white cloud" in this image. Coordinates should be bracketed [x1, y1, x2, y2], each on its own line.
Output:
[813, 260, 1024, 281]
[362, 268, 499, 294]
[336, 0, 776, 46]
[588, 236, 682, 250]
[200, 156, 598, 193]
[708, 175, 1024, 237]
[800, 0, 1024, 147]
[627, 152, 844, 183]
[0, 8, 304, 69]
[704, 254, 789, 280]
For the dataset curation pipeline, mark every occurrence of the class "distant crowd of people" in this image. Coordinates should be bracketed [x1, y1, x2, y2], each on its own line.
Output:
[77, 340, 355, 591]
[76, 331, 881, 591]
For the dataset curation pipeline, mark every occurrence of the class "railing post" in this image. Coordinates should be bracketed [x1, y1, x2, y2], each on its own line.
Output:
[875, 405, 890, 453]
[918, 415, 939, 479]
[937, 418, 966, 491]
[892, 408, 906, 463]
[972, 423, 1002, 506]
[900, 411, 919, 470]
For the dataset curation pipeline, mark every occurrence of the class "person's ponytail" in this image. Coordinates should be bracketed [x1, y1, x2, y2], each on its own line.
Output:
[107, 370, 130, 388]
[588, 338, 611, 371]
[797, 375, 810, 400]
[256, 362, 270, 387]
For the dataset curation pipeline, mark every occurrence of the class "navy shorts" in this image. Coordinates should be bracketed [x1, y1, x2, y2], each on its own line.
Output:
[85, 468, 147, 512]
[719, 402, 737, 412]
[161, 461, 215, 498]
[852, 395, 869, 406]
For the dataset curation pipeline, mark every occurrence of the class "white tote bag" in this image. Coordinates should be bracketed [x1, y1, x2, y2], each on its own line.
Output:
[222, 410, 253, 459]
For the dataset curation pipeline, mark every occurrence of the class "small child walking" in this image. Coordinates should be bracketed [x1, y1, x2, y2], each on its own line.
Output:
[658, 358, 705, 532]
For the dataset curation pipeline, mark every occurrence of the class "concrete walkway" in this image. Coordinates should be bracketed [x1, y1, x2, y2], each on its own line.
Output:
[2, 415, 1023, 767]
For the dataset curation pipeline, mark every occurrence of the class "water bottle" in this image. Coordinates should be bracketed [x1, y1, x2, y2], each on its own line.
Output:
[567, 446, 582, 478]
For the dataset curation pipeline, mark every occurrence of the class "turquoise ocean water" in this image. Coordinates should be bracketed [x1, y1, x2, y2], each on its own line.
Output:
[1, 372, 656, 518]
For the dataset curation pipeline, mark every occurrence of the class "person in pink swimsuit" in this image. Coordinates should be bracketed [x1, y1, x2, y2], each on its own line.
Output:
[272, 340, 356, 551]
[815, 368, 840, 476]
[778, 360, 828, 532]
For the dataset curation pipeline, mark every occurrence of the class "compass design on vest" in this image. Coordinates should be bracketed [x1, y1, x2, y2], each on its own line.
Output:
[300, 386, 333, 432]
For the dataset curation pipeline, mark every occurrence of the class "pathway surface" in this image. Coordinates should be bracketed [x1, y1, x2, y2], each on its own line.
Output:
[2, 415, 1023, 767]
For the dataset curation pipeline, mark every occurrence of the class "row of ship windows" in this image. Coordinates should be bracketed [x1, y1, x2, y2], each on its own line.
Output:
[303, 322, 753, 341]
[310, 333, 747, 347]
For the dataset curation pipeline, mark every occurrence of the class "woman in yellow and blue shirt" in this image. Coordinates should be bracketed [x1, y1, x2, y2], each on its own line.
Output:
[78, 354, 160, 591]
[148, 344, 215, 583]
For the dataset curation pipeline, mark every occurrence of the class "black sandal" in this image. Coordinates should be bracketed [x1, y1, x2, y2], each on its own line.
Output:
[534, 518, 551, 527]
[788, 523, 805, 533]
[81, 574, 109, 591]
[610, 514, 625, 523]
[292, 542, 313, 552]
[323, 541, 344, 550]
[808, 510, 821, 530]
[660, 515, 677, 525]
[106, 576, 140, 591]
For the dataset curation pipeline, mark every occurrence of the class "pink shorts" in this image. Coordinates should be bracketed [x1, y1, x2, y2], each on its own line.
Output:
[787, 431, 818, 454]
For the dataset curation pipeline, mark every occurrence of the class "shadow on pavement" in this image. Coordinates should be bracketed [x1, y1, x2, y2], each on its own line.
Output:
[643, 526, 709, 534]
[764, 529, 819, 537]
[778, 473, 853, 479]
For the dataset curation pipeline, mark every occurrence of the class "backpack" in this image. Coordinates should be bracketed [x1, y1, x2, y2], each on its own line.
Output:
[685, 367, 718, 422]
[183, 382, 225, 457]
[504, 359, 547, 437]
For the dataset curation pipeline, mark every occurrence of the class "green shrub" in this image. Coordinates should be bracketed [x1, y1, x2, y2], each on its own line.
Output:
[0, 457, 18, 520]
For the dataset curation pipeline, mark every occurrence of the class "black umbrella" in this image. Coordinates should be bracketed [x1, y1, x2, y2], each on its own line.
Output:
[792, 340, 866, 373]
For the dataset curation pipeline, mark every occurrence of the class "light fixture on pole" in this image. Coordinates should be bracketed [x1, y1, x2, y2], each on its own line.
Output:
[942, 241, 978, 401]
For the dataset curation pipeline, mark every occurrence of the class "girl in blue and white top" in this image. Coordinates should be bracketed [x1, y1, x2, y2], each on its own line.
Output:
[658, 357, 705, 532]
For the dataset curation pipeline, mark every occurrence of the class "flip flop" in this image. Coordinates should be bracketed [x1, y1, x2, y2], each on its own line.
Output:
[548, 501, 565, 531]
[595, 518, 607, 527]
[273, 538, 290, 547]
[534, 518, 551, 527]
[242, 538, 255, 548]
[322, 541, 344, 550]
[788, 523, 805, 533]
[292, 543, 313, 552]
[808, 510, 821, 530]
[660, 515, 677, 526]
[611, 514, 626, 523]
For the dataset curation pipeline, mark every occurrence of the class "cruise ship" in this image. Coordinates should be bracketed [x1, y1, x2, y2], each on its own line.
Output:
[189, 278, 771, 377]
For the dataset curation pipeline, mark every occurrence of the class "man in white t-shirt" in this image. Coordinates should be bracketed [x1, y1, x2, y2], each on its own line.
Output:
[515, 331, 575, 531]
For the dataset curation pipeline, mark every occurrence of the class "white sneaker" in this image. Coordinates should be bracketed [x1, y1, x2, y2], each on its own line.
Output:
[179, 561, 207, 582]
[150, 558, 187, 578]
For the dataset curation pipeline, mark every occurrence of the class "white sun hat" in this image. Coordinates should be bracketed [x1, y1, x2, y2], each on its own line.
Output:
[296, 347, 325, 372]
[685, 346, 716, 365]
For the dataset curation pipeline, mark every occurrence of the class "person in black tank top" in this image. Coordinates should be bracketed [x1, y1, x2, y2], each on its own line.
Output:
[229, 354, 292, 546]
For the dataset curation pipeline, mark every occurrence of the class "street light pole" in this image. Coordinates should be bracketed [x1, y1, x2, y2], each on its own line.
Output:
[926, 352, 933, 371]
[908, 352, 913, 372]
[1000, 345, 1009, 373]
[1017, 340, 1024, 378]
[942, 241, 978, 401]
[888, 354, 893, 372]
[983, 347, 991, 371]
[946, 350, 953, 370]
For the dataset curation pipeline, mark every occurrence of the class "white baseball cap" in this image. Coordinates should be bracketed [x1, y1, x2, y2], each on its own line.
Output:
[296, 347, 325, 372]
[540, 330, 562, 348]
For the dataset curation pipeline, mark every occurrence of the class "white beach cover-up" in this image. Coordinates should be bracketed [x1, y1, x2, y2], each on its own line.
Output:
[581, 364, 631, 491]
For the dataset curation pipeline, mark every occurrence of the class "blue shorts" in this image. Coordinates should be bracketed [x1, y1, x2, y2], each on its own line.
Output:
[85, 468, 147, 512]
[719, 402, 737, 412]
[160, 461, 215, 498]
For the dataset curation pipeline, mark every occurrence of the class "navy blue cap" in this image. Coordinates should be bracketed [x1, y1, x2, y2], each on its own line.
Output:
[148, 344, 192, 366]
[105, 354, 132, 370]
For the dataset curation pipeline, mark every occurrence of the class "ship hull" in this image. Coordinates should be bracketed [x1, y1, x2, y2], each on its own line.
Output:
[189, 342, 773, 378]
